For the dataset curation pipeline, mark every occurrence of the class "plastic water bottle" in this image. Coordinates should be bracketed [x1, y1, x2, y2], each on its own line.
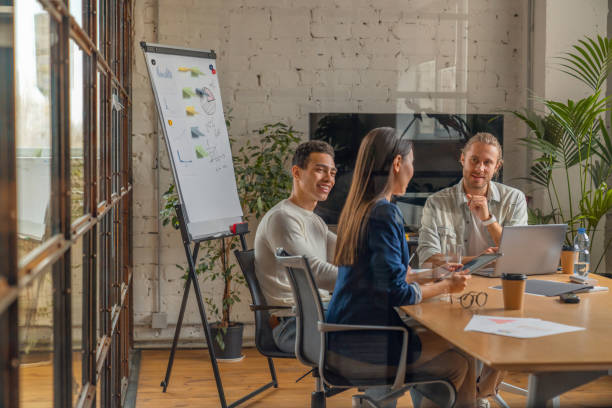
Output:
[573, 228, 590, 279]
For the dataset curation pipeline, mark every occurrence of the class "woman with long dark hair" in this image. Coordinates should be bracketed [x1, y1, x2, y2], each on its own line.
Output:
[326, 127, 476, 407]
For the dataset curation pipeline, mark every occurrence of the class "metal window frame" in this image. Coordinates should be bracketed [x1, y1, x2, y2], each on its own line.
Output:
[1, 0, 133, 406]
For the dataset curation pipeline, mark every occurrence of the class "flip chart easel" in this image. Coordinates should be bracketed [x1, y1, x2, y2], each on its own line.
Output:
[141, 42, 264, 408]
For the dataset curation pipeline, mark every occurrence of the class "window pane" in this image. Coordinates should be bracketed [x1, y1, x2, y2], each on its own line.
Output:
[97, 71, 102, 203]
[69, 0, 82, 27]
[98, 72, 107, 203]
[70, 40, 85, 222]
[111, 89, 119, 194]
[97, 0, 103, 58]
[71, 238, 84, 405]
[15, 1, 53, 260]
[18, 267, 54, 406]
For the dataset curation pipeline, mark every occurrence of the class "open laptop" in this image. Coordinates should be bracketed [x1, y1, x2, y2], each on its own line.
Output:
[473, 224, 567, 277]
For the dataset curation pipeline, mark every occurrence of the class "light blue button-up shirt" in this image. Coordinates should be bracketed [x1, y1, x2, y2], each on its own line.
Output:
[417, 179, 528, 266]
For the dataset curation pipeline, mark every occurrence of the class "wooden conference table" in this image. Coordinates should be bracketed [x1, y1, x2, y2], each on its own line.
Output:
[399, 273, 612, 407]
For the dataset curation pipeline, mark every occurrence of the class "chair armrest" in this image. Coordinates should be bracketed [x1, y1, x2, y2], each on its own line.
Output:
[317, 322, 409, 391]
[249, 304, 292, 311]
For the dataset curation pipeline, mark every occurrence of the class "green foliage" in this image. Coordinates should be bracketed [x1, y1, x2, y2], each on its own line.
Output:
[512, 35, 612, 273]
[232, 122, 301, 220]
[160, 119, 300, 348]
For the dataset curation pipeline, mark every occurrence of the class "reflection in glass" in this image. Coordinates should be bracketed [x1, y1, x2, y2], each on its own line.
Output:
[15, 0, 53, 260]
[111, 89, 120, 194]
[69, 0, 82, 27]
[71, 238, 84, 404]
[97, 0, 103, 58]
[97, 222, 104, 344]
[18, 267, 54, 407]
[97, 71, 103, 203]
[70, 40, 85, 222]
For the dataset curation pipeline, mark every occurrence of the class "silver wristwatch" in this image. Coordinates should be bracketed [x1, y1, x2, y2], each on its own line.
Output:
[482, 214, 497, 226]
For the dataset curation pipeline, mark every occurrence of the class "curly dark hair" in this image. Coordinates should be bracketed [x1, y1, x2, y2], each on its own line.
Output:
[292, 140, 335, 168]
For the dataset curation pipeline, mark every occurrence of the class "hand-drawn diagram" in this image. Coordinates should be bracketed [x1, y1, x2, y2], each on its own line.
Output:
[174, 129, 195, 166]
[156, 65, 172, 78]
[157, 60, 230, 175]
[177, 149, 192, 163]
[197, 86, 216, 115]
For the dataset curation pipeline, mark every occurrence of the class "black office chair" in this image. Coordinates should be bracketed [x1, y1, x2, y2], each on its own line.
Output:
[233, 249, 295, 397]
[275, 248, 457, 408]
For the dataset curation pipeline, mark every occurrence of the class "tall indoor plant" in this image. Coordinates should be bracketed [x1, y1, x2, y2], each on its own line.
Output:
[512, 35, 612, 273]
[161, 121, 300, 357]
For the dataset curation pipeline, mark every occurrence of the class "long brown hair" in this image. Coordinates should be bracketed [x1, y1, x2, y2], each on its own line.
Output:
[334, 127, 413, 266]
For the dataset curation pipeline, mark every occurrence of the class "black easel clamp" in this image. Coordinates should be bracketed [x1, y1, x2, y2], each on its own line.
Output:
[160, 204, 249, 408]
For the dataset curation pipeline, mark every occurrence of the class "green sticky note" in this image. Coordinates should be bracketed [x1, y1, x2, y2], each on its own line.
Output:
[195, 145, 208, 159]
[182, 87, 195, 98]
[190, 67, 204, 76]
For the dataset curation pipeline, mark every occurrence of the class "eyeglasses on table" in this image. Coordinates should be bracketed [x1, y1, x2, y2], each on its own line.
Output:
[450, 291, 488, 309]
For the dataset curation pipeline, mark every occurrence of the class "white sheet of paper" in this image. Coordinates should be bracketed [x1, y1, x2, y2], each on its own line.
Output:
[464, 315, 585, 338]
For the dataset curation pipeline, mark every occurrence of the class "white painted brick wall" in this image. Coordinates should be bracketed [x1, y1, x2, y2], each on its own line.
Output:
[132, 0, 531, 347]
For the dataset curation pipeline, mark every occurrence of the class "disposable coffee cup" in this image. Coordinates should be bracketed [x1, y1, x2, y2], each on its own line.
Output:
[560, 249, 578, 275]
[501, 273, 527, 310]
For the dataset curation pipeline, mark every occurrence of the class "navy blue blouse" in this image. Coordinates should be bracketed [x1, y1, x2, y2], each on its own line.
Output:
[326, 199, 422, 366]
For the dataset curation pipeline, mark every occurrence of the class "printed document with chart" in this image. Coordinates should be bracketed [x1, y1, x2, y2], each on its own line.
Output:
[464, 315, 585, 338]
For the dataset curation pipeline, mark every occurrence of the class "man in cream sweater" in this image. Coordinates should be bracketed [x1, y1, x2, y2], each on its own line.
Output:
[254, 140, 338, 353]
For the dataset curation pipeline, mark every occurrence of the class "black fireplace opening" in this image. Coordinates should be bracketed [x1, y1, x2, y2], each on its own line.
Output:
[309, 113, 504, 230]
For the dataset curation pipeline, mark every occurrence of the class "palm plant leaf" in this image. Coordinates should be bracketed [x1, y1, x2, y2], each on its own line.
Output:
[593, 118, 612, 165]
[527, 159, 554, 187]
[589, 159, 612, 188]
[579, 183, 612, 230]
[557, 35, 612, 92]
[510, 109, 546, 139]
[544, 95, 609, 167]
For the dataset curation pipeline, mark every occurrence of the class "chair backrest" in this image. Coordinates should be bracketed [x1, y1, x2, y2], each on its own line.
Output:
[274, 249, 325, 368]
[234, 249, 287, 357]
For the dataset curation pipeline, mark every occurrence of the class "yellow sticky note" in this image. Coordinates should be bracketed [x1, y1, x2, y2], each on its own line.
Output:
[185, 106, 197, 115]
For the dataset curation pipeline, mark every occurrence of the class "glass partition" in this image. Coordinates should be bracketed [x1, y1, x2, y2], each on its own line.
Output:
[18, 266, 54, 407]
[71, 238, 84, 405]
[15, 0, 53, 260]
[69, 0, 82, 27]
[70, 39, 85, 222]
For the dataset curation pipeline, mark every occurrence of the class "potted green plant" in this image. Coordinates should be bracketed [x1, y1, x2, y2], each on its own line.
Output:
[512, 35, 612, 274]
[161, 121, 300, 358]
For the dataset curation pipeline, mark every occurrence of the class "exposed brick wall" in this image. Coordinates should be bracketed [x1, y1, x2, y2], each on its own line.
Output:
[132, 0, 529, 346]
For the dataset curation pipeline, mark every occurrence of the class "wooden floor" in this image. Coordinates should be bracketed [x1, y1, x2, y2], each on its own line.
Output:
[137, 348, 612, 407]
[19, 352, 82, 407]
